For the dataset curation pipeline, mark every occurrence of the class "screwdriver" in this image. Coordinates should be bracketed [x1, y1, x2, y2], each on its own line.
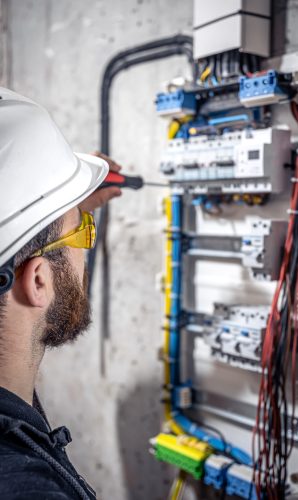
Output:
[100, 171, 167, 190]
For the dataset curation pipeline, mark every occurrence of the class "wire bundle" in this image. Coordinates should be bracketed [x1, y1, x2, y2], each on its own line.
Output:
[198, 51, 261, 86]
[253, 155, 298, 499]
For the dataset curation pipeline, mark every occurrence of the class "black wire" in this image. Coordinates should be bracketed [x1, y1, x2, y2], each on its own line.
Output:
[212, 55, 217, 81]
[194, 420, 227, 453]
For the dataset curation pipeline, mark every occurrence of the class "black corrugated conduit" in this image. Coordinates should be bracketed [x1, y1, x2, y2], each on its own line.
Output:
[88, 35, 194, 374]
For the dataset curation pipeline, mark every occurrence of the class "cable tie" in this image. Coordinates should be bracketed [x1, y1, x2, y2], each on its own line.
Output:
[291, 177, 298, 183]
[287, 208, 298, 215]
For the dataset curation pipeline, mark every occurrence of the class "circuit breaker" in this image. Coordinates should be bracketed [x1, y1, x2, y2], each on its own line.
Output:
[202, 303, 270, 370]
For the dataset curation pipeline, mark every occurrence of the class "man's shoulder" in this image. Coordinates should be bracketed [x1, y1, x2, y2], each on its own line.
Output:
[0, 435, 75, 499]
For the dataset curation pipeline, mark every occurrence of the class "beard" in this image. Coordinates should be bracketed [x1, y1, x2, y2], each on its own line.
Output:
[42, 259, 91, 348]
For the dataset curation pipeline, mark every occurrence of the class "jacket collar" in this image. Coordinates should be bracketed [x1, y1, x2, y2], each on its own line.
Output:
[0, 386, 49, 433]
[0, 386, 72, 449]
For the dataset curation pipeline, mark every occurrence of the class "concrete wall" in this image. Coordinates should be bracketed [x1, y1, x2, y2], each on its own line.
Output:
[6, 1, 193, 499]
[0, 0, 9, 86]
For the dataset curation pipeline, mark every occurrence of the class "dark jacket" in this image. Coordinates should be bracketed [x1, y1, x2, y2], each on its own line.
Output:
[0, 387, 96, 499]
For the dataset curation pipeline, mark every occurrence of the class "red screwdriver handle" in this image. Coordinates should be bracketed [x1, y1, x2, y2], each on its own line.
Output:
[100, 171, 144, 190]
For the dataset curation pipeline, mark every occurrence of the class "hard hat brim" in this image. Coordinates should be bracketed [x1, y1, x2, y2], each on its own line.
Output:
[0, 154, 109, 268]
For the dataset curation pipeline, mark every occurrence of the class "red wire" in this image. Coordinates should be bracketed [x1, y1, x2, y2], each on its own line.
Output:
[253, 155, 298, 498]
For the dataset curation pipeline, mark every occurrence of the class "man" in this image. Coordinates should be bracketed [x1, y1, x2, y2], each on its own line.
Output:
[0, 88, 121, 499]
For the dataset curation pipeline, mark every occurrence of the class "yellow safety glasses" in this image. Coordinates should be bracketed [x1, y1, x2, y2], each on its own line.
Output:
[31, 211, 96, 257]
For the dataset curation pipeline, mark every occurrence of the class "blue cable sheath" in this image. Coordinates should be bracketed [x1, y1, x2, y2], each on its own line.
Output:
[208, 114, 249, 126]
[169, 195, 182, 387]
[173, 413, 253, 466]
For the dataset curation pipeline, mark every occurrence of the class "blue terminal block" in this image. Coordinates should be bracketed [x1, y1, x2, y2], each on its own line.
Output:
[204, 455, 233, 490]
[172, 382, 193, 410]
[226, 464, 258, 500]
[156, 90, 197, 118]
[239, 70, 292, 108]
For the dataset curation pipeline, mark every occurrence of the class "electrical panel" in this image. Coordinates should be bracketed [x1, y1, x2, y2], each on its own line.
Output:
[151, 4, 298, 498]
[160, 128, 291, 194]
[193, 0, 271, 59]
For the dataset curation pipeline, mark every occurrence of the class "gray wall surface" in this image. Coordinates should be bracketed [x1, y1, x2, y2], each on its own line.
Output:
[4, 1, 193, 499]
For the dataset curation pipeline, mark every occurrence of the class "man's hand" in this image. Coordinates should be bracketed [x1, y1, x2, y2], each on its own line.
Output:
[79, 151, 122, 212]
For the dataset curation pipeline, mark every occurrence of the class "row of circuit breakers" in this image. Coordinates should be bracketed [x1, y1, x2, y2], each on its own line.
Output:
[160, 128, 290, 195]
[155, 69, 297, 373]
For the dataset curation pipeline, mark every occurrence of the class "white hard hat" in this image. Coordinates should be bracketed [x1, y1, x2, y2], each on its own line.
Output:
[0, 87, 109, 276]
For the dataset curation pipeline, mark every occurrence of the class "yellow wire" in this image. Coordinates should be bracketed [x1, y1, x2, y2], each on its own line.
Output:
[168, 115, 194, 140]
[170, 471, 186, 500]
[168, 120, 181, 140]
[200, 66, 211, 82]
[162, 196, 185, 436]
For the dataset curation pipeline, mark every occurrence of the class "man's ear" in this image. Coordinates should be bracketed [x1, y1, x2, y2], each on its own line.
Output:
[19, 258, 54, 308]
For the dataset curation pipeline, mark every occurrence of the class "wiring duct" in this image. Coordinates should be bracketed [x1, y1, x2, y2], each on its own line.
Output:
[253, 155, 298, 500]
[87, 36, 194, 375]
[163, 194, 252, 466]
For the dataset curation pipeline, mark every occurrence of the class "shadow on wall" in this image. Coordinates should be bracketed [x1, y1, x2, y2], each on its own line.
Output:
[116, 380, 174, 500]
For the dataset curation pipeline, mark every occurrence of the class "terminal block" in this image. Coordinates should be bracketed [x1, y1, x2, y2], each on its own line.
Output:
[160, 127, 291, 194]
[173, 382, 193, 409]
[239, 70, 293, 108]
[155, 90, 197, 118]
[202, 304, 270, 370]
[150, 433, 212, 480]
[226, 464, 257, 500]
[204, 454, 233, 490]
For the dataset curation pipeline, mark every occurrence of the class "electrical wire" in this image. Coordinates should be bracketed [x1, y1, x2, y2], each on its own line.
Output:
[291, 101, 298, 123]
[169, 470, 187, 500]
[200, 65, 212, 84]
[253, 154, 298, 499]
[193, 421, 227, 453]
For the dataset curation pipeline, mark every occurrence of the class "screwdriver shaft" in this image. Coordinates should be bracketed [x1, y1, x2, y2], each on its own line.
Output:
[145, 181, 168, 187]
